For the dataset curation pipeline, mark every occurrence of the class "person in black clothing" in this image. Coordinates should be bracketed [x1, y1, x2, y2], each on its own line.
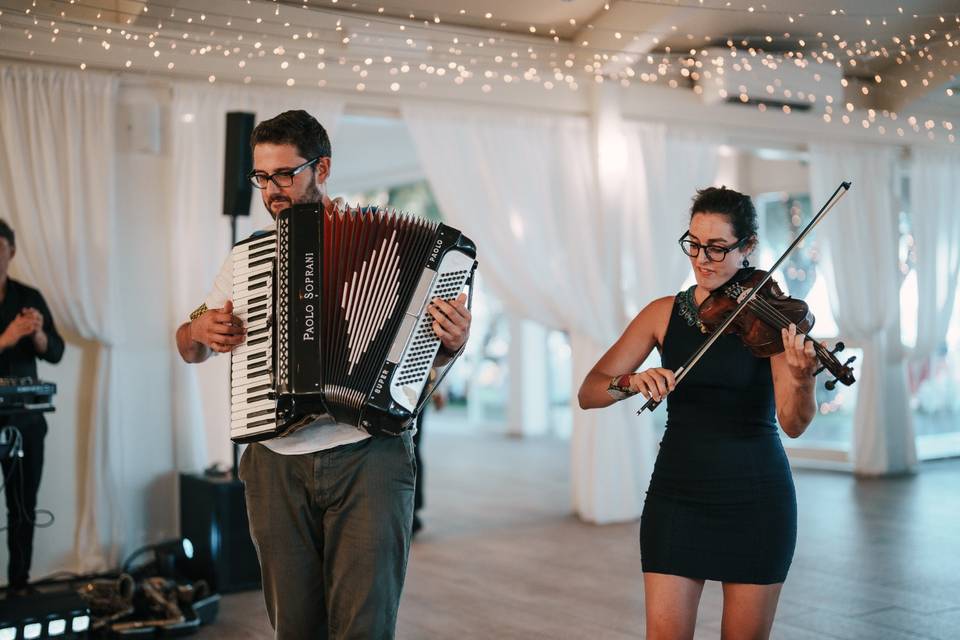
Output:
[0, 219, 64, 594]
[579, 187, 819, 640]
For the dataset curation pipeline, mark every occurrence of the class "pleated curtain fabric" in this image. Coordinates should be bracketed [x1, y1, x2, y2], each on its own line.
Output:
[619, 122, 721, 320]
[402, 102, 720, 522]
[909, 148, 960, 362]
[0, 63, 122, 570]
[809, 142, 917, 474]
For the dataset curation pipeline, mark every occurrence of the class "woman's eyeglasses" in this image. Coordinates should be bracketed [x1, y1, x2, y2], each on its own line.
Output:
[678, 231, 747, 262]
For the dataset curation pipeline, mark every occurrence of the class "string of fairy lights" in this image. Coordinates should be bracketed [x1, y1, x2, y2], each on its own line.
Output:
[4, 0, 956, 82]
[11, 0, 958, 61]
[0, 0, 956, 142]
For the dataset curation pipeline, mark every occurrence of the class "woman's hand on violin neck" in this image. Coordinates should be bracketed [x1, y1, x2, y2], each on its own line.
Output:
[781, 323, 819, 382]
[628, 368, 677, 402]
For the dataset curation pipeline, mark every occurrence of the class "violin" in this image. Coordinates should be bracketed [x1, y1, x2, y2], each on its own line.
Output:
[698, 267, 856, 389]
[638, 181, 854, 414]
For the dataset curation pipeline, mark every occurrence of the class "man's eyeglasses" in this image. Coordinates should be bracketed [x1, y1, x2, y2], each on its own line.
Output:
[248, 156, 320, 189]
[678, 231, 748, 262]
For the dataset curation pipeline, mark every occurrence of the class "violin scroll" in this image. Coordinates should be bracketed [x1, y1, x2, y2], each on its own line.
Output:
[814, 341, 857, 390]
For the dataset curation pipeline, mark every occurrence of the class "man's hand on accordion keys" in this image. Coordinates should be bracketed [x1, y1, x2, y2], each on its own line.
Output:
[189, 300, 247, 353]
[428, 292, 471, 358]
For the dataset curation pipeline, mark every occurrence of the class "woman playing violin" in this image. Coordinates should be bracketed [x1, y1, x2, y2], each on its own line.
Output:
[578, 186, 819, 640]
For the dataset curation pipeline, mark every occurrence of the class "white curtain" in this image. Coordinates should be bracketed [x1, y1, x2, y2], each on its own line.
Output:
[585, 122, 721, 520]
[910, 148, 960, 360]
[0, 63, 122, 570]
[809, 143, 916, 474]
[169, 82, 344, 471]
[621, 122, 721, 316]
[402, 102, 638, 522]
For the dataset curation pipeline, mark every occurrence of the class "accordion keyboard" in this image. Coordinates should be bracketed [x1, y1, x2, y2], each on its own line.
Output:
[230, 231, 278, 441]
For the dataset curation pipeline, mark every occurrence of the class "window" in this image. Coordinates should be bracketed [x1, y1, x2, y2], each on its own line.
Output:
[754, 192, 855, 451]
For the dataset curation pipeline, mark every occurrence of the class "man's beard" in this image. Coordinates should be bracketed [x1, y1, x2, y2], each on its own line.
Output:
[266, 179, 323, 218]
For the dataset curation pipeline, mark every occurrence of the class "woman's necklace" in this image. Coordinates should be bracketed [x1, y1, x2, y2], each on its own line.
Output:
[678, 285, 707, 334]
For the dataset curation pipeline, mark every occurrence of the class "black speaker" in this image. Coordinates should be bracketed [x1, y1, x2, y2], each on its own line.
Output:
[179, 473, 261, 593]
[222, 111, 256, 217]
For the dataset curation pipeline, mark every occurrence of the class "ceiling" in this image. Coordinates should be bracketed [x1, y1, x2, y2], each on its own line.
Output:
[0, 0, 956, 117]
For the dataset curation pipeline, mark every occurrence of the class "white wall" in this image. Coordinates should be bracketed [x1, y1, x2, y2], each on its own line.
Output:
[738, 153, 810, 196]
[112, 82, 178, 548]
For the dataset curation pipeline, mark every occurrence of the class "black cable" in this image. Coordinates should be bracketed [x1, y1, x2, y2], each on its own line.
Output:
[121, 544, 158, 574]
[0, 425, 56, 532]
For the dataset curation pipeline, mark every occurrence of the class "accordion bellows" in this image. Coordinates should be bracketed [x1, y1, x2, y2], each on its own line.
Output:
[230, 202, 477, 442]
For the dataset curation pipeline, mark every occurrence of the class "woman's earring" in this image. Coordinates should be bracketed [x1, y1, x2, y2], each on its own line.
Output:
[742, 257, 750, 268]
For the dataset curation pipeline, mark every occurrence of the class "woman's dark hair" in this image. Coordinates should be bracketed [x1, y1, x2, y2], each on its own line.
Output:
[0, 219, 14, 247]
[689, 186, 758, 241]
[250, 109, 332, 160]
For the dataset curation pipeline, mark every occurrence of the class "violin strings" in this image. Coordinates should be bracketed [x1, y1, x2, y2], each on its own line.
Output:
[746, 296, 832, 360]
[747, 295, 853, 381]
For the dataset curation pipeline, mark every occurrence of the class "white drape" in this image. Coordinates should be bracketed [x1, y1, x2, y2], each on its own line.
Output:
[621, 122, 721, 315]
[0, 63, 122, 569]
[809, 143, 916, 474]
[169, 82, 344, 471]
[910, 148, 960, 361]
[402, 103, 636, 522]
[590, 122, 720, 520]
[401, 104, 613, 334]
[402, 103, 720, 522]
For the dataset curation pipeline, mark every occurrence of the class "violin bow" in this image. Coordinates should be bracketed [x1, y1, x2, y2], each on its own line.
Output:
[637, 181, 851, 415]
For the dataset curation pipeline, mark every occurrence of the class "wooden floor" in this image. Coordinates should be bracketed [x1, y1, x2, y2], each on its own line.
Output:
[195, 432, 960, 639]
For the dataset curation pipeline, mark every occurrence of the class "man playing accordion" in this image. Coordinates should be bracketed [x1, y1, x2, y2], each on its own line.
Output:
[175, 110, 471, 640]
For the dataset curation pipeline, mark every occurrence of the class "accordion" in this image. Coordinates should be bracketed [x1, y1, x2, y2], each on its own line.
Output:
[230, 203, 476, 443]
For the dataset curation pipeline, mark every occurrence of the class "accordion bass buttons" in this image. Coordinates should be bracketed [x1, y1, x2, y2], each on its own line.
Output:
[386, 249, 477, 413]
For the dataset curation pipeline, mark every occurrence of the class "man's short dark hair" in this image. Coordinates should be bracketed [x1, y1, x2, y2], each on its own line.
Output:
[690, 186, 758, 241]
[0, 219, 15, 248]
[250, 110, 332, 160]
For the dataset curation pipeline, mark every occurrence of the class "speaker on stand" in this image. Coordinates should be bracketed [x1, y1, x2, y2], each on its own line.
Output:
[223, 111, 255, 220]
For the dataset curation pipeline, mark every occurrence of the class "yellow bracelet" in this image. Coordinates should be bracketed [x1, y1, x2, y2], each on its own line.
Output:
[189, 303, 208, 322]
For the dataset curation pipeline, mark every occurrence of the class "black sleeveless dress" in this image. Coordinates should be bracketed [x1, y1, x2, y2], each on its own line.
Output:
[639, 286, 797, 584]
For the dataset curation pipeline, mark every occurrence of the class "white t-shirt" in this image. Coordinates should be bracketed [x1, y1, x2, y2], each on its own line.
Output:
[204, 222, 370, 455]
